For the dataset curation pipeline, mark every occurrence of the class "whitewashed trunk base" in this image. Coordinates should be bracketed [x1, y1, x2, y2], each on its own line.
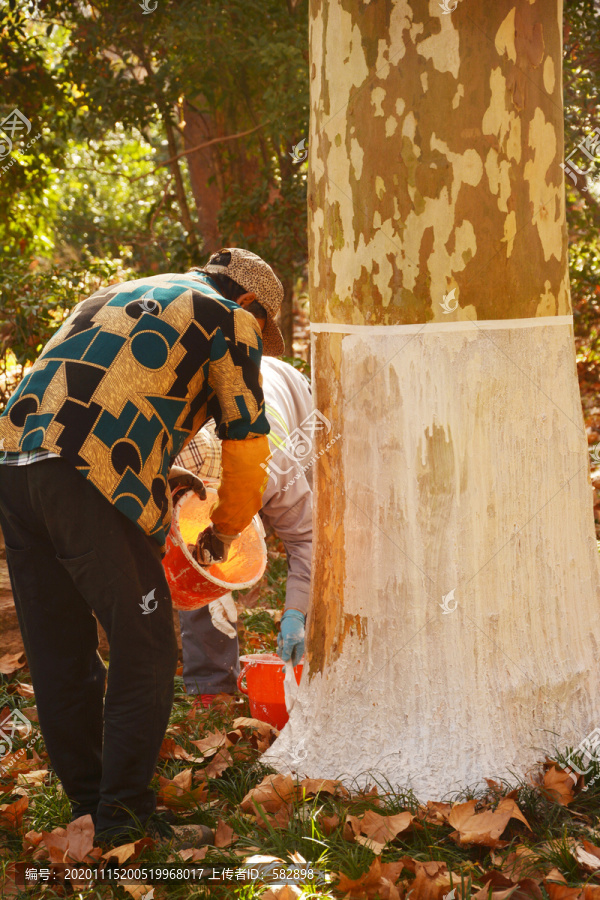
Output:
[262, 320, 600, 800]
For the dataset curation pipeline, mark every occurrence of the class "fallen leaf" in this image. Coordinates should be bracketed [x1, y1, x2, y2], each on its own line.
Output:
[0, 652, 26, 676]
[214, 819, 237, 848]
[159, 738, 204, 763]
[241, 774, 296, 814]
[418, 801, 453, 824]
[42, 815, 100, 864]
[23, 830, 44, 850]
[14, 683, 35, 698]
[102, 836, 153, 865]
[121, 884, 153, 899]
[541, 766, 577, 806]
[360, 809, 414, 845]
[157, 769, 208, 809]
[448, 798, 531, 848]
[343, 814, 362, 842]
[191, 730, 229, 757]
[0, 796, 28, 828]
[299, 777, 345, 798]
[205, 747, 233, 778]
[319, 813, 340, 835]
[542, 874, 581, 900]
[177, 846, 208, 862]
[409, 860, 460, 900]
[356, 833, 387, 855]
[17, 769, 47, 786]
[253, 801, 291, 829]
[337, 857, 401, 899]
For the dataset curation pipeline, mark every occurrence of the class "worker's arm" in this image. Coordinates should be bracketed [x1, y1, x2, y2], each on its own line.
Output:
[195, 311, 271, 563]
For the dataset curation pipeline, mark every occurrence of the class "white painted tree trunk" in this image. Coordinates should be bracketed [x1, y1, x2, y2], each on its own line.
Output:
[263, 0, 600, 797]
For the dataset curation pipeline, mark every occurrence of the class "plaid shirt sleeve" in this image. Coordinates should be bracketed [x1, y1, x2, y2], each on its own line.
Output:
[174, 420, 222, 483]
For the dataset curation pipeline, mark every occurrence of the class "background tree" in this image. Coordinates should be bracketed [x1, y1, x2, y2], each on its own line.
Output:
[265, 0, 600, 797]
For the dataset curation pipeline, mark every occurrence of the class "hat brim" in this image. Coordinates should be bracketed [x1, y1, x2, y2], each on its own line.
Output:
[261, 315, 285, 357]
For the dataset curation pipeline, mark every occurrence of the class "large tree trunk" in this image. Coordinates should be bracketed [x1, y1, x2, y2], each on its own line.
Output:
[182, 98, 223, 256]
[263, 0, 600, 798]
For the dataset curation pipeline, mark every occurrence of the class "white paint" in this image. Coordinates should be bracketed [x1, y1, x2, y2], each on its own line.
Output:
[264, 321, 600, 799]
[310, 315, 574, 334]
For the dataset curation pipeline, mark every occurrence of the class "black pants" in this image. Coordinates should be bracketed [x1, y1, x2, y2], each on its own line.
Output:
[0, 458, 178, 840]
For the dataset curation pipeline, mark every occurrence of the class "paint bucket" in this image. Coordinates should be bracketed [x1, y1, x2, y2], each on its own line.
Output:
[237, 653, 304, 730]
[163, 487, 267, 611]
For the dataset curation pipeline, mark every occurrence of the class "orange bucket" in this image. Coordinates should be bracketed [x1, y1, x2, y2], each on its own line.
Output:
[163, 487, 267, 611]
[237, 653, 303, 730]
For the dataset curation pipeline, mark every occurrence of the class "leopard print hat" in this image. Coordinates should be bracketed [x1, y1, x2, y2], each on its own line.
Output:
[202, 248, 285, 357]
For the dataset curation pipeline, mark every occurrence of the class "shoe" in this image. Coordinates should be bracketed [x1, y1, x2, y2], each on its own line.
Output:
[144, 811, 175, 842]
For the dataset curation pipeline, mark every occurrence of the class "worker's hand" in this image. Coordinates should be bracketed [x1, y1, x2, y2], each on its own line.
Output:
[208, 594, 238, 639]
[193, 524, 239, 566]
[277, 609, 306, 666]
[168, 465, 207, 503]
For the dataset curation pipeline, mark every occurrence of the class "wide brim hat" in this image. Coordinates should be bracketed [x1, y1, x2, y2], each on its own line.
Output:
[202, 248, 285, 357]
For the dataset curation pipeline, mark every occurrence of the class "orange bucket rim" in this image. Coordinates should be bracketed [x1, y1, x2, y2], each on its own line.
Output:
[171, 488, 267, 590]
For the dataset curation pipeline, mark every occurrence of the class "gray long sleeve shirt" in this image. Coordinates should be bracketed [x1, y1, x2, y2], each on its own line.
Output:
[175, 357, 314, 615]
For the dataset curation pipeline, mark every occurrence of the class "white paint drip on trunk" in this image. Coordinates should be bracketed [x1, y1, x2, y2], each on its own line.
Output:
[263, 321, 600, 799]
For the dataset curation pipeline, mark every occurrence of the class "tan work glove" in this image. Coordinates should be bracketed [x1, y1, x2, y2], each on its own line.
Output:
[208, 594, 238, 639]
[193, 524, 239, 566]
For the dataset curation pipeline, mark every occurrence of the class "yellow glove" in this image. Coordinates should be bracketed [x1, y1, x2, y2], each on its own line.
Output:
[210, 435, 270, 536]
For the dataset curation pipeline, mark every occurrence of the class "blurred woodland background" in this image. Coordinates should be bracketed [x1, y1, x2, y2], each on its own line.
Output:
[0, 0, 599, 513]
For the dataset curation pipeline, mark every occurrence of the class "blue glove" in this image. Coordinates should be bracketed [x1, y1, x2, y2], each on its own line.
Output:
[277, 609, 305, 666]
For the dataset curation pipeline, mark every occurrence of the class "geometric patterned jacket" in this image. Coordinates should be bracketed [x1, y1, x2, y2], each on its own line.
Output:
[0, 270, 270, 552]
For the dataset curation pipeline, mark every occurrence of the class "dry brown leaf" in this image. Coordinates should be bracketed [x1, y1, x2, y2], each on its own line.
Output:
[14, 683, 35, 698]
[17, 769, 47, 786]
[418, 801, 453, 824]
[355, 834, 386, 855]
[319, 813, 341, 835]
[360, 809, 414, 845]
[261, 887, 302, 900]
[102, 836, 153, 865]
[543, 881, 581, 900]
[337, 856, 401, 899]
[0, 748, 37, 776]
[177, 846, 208, 862]
[120, 884, 153, 899]
[214, 819, 237, 848]
[541, 766, 577, 806]
[0, 796, 28, 829]
[159, 738, 204, 763]
[472, 887, 519, 900]
[42, 815, 100, 864]
[205, 747, 233, 778]
[343, 814, 362, 842]
[241, 773, 296, 813]
[448, 798, 531, 848]
[191, 730, 229, 757]
[299, 777, 345, 798]
[409, 860, 459, 900]
[0, 652, 26, 676]
[580, 887, 600, 900]
[157, 768, 208, 809]
[501, 847, 548, 882]
[253, 801, 291, 829]
[23, 830, 44, 850]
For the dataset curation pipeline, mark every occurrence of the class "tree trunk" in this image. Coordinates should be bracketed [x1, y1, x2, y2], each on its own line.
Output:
[280, 275, 294, 356]
[162, 110, 199, 251]
[182, 98, 223, 256]
[264, 0, 600, 798]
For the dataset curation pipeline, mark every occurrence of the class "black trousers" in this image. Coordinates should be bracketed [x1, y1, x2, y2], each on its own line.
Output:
[0, 458, 178, 840]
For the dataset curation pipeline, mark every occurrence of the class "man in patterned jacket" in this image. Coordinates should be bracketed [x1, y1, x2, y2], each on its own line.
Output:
[0, 247, 284, 845]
